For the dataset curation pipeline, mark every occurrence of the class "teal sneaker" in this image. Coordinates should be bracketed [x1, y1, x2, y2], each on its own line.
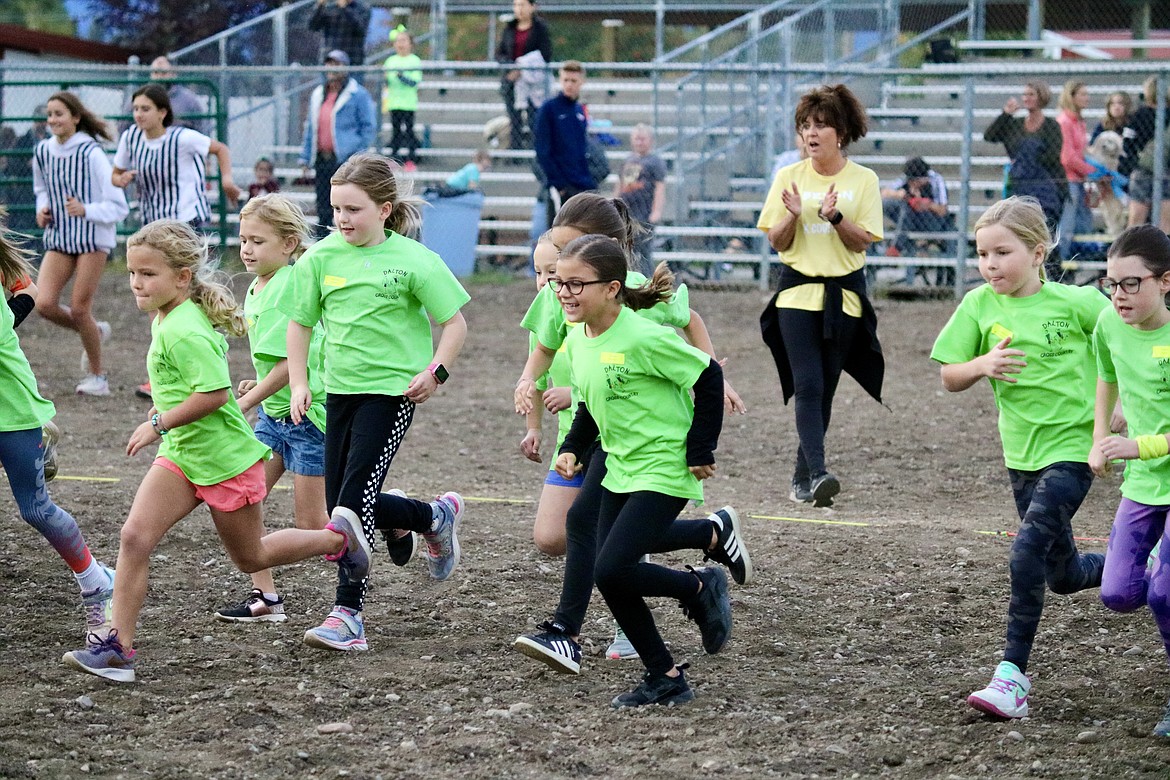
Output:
[1153, 697, 1170, 737]
[63, 629, 135, 683]
[303, 607, 367, 652]
[967, 660, 1031, 719]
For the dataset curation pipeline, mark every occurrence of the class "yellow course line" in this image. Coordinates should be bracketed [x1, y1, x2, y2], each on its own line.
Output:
[464, 496, 535, 504]
[53, 475, 121, 483]
[749, 513, 870, 527]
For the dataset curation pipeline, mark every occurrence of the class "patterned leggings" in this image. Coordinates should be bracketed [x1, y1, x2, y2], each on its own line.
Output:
[1003, 461, 1104, 672]
[324, 394, 436, 612]
[0, 427, 92, 573]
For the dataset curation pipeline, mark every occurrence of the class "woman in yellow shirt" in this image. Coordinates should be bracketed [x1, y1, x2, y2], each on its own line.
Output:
[757, 84, 885, 508]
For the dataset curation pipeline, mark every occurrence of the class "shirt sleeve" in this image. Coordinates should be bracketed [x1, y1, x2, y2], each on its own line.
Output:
[520, 284, 567, 350]
[1094, 312, 1117, 383]
[757, 165, 792, 232]
[413, 251, 471, 324]
[32, 146, 47, 212]
[278, 252, 324, 328]
[852, 168, 884, 240]
[83, 146, 130, 224]
[179, 128, 213, 159]
[169, 332, 232, 393]
[113, 131, 131, 170]
[930, 295, 982, 365]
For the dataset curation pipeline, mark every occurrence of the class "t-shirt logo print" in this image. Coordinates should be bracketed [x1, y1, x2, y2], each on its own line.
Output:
[377, 269, 401, 301]
[1040, 319, 1072, 358]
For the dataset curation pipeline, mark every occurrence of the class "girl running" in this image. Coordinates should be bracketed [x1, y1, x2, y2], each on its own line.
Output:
[283, 152, 469, 653]
[63, 220, 370, 682]
[545, 234, 732, 707]
[32, 91, 129, 397]
[113, 83, 240, 228]
[513, 193, 749, 664]
[0, 226, 116, 644]
[212, 194, 330, 623]
[931, 196, 1107, 719]
[1090, 224, 1170, 737]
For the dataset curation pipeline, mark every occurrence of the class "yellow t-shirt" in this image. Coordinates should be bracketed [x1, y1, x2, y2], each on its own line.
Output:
[757, 159, 883, 316]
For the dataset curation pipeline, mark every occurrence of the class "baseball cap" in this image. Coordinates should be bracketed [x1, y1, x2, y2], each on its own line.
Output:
[324, 49, 350, 66]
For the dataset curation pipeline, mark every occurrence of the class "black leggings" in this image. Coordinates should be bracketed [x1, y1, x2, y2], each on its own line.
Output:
[326, 394, 435, 612]
[1003, 461, 1104, 672]
[553, 449, 711, 660]
[388, 110, 418, 163]
[776, 307, 858, 480]
[595, 489, 712, 675]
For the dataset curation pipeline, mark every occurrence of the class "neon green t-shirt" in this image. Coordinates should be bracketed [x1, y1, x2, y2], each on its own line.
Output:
[527, 328, 574, 471]
[245, 265, 327, 432]
[930, 282, 1107, 471]
[566, 306, 712, 501]
[520, 271, 691, 352]
[281, 231, 471, 396]
[757, 159, 883, 317]
[148, 299, 270, 485]
[1094, 307, 1170, 505]
[383, 53, 422, 112]
[0, 299, 55, 432]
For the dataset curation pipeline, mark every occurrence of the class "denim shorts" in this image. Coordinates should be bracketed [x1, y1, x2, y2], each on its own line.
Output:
[254, 408, 325, 476]
[1129, 169, 1170, 204]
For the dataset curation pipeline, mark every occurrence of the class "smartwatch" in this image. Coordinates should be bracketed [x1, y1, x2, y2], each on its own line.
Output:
[821, 209, 844, 225]
[428, 361, 449, 384]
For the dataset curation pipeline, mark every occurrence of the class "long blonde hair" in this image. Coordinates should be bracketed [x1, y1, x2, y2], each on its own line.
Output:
[0, 209, 36, 291]
[330, 152, 423, 237]
[127, 220, 247, 336]
[974, 196, 1055, 279]
[239, 194, 312, 259]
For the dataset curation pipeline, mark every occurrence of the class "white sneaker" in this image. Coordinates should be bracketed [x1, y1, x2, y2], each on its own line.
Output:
[967, 660, 1031, 718]
[81, 321, 112, 373]
[606, 623, 639, 660]
[75, 374, 110, 397]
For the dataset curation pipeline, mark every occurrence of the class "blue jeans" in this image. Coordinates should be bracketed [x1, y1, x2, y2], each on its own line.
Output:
[1057, 181, 1093, 260]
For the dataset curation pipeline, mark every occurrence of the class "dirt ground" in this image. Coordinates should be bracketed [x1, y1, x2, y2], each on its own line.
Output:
[1, 267, 1166, 780]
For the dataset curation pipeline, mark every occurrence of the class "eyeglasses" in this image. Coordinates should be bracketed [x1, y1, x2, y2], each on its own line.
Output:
[548, 278, 611, 295]
[1098, 274, 1156, 295]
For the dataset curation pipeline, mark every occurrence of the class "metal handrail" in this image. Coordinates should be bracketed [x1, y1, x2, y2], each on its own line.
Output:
[169, 0, 316, 61]
[656, 0, 800, 64]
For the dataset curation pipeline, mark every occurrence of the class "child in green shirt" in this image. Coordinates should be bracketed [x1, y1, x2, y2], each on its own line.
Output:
[212, 194, 335, 624]
[931, 196, 1107, 720]
[1090, 225, 1170, 737]
[64, 220, 371, 683]
[383, 28, 422, 171]
[0, 227, 116, 647]
[283, 152, 469, 653]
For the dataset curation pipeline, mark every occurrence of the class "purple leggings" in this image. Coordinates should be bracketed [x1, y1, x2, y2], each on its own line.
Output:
[1100, 498, 1170, 658]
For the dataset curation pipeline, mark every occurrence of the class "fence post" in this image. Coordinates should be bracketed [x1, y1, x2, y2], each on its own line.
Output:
[955, 77, 974, 300]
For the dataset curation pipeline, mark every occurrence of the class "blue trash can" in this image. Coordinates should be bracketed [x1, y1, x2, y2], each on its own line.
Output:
[421, 190, 484, 278]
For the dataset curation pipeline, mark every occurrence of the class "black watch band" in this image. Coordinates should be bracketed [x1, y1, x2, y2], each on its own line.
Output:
[827, 210, 844, 225]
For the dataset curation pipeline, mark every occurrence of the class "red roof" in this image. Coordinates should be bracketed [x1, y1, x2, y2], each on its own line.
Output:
[0, 24, 144, 64]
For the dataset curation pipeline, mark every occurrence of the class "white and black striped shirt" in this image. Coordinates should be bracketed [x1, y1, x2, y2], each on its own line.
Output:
[33, 132, 129, 254]
[114, 126, 212, 225]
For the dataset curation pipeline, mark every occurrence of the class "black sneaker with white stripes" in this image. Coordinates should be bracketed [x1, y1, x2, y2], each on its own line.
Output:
[703, 505, 753, 586]
[513, 620, 582, 674]
[215, 589, 287, 623]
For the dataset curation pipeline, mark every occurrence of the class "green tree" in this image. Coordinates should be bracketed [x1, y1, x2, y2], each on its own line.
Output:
[84, 0, 282, 55]
[0, 0, 75, 35]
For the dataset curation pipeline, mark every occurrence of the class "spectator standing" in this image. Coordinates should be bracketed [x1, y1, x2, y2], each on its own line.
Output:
[984, 81, 1067, 237]
[614, 123, 666, 275]
[1092, 91, 1133, 143]
[879, 156, 952, 284]
[534, 61, 596, 228]
[309, 0, 371, 67]
[1056, 80, 1097, 262]
[299, 50, 376, 238]
[383, 27, 422, 173]
[7, 104, 48, 232]
[1122, 76, 1170, 233]
[495, 0, 552, 151]
[149, 57, 211, 136]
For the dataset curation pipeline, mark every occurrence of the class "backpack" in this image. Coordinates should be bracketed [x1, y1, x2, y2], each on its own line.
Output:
[1008, 137, 1062, 225]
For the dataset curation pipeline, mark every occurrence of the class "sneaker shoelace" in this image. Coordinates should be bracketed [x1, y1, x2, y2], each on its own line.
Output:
[85, 601, 108, 630]
[985, 675, 1019, 696]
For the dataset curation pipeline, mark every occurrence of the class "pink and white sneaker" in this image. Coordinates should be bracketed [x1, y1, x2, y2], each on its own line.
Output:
[967, 660, 1031, 718]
